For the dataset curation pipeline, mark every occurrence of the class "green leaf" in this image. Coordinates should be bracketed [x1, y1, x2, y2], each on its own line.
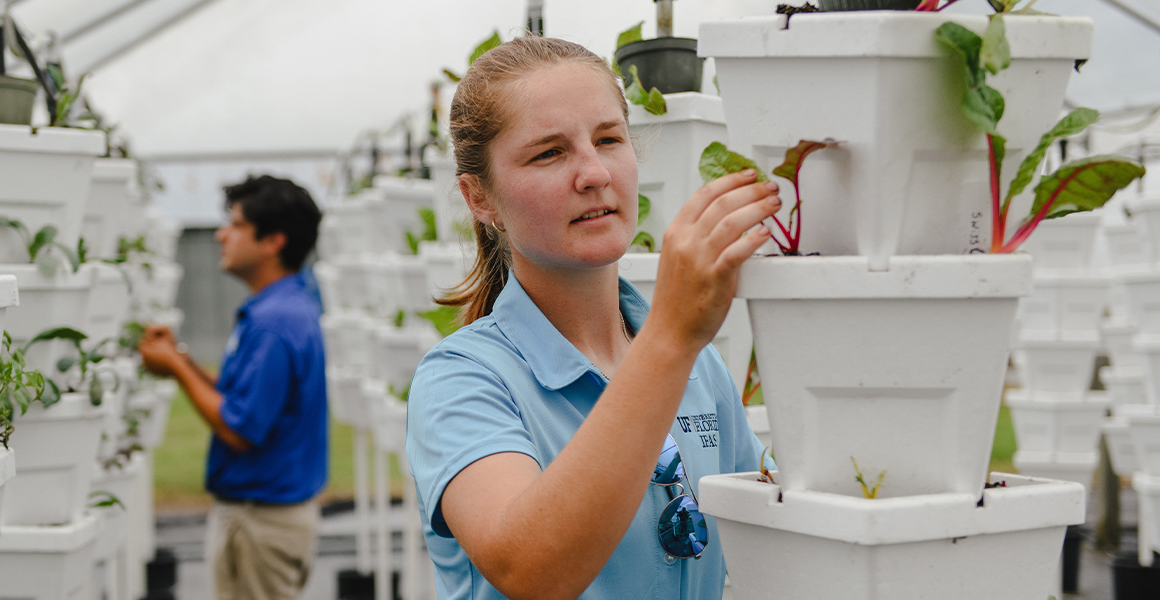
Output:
[936, 22, 1005, 135]
[57, 356, 77, 373]
[52, 242, 80, 272]
[405, 231, 419, 255]
[469, 31, 503, 65]
[980, 15, 1011, 75]
[75, 237, 88, 264]
[443, 69, 462, 83]
[772, 140, 837, 190]
[29, 225, 57, 260]
[393, 309, 406, 328]
[616, 21, 644, 49]
[637, 194, 651, 225]
[699, 142, 769, 184]
[631, 231, 655, 252]
[991, 133, 1008, 195]
[1028, 156, 1146, 221]
[415, 305, 462, 337]
[1004, 108, 1099, 211]
[624, 66, 667, 115]
[24, 327, 88, 353]
[34, 251, 58, 277]
[643, 88, 667, 116]
[89, 376, 104, 406]
[41, 380, 61, 408]
[87, 491, 124, 510]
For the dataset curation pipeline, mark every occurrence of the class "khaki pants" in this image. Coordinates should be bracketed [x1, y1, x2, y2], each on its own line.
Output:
[206, 499, 320, 600]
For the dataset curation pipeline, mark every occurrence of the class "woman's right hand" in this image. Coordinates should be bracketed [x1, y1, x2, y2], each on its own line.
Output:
[647, 169, 781, 352]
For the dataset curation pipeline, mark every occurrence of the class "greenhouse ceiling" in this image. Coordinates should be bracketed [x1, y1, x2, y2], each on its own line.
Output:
[7, 0, 1160, 158]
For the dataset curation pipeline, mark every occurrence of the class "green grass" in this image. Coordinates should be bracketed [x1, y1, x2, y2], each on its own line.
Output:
[153, 385, 402, 510]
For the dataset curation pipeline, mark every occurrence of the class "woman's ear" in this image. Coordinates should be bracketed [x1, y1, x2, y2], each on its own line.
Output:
[460, 174, 501, 229]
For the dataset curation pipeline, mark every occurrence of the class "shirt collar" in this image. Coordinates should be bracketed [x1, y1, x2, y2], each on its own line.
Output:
[236, 273, 301, 321]
[491, 271, 651, 391]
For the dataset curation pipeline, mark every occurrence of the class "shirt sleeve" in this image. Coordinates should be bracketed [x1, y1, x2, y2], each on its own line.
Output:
[406, 343, 541, 538]
[703, 345, 769, 475]
[218, 329, 294, 447]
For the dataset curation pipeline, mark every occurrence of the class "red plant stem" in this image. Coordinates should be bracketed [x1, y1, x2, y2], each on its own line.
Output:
[999, 168, 1083, 253]
[987, 134, 1005, 253]
[767, 215, 792, 253]
[742, 356, 758, 405]
[791, 183, 803, 252]
[743, 382, 761, 406]
[935, 0, 964, 11]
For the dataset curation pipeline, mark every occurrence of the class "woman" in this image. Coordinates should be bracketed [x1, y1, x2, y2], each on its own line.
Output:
[405, 36, 780, 600]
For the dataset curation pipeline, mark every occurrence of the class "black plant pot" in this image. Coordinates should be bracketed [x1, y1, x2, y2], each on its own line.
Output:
[614, 37, 702, 95]
[1112, 551, 1160, 600]
[338, 569, 376, 600]
[1061, 525, 1085, 593]
[818, 0, 922, 10]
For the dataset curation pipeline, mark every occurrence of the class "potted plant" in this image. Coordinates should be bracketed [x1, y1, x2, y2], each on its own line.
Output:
[693, 3, 1142, 597]
[614, 2, 703, 95]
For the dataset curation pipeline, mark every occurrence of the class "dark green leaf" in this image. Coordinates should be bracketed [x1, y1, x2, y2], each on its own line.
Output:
[41, 380, 61, 408]
[1004, 108, 1099, 210]
[631, 231, 655, 252]
[937, 22, 1005, 135]
[699, 142, 770, 184]
[643, 88, 667, 116]
[616, 21, 644, 50]
[624, 66, 667, 115]
[980, 15, 1010, 75]
[961, 84, 1005, 136]
[24, 327, 88, 353]
[89, 376, 104, 406]
[443, 69, 462, 83]
[57, 356, 77, 373]
[1028, 156, 1145, 222]
[394, 309, 406, 328]
[87, 491, 124, 510]
[637, 194, 651, 225]
[469, 31, 503, 65]
[30, 225, 57, 254]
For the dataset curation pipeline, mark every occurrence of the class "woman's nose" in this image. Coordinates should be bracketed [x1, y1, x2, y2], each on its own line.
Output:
[574, 145, 612, 192]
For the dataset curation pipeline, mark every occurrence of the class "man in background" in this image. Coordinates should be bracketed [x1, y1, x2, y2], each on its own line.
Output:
[138, 175, 327, 600]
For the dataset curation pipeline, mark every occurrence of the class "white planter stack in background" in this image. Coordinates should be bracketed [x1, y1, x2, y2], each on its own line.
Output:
[317, 175, 465, 599]
[618, 93, 754, 394]
[696, 12, 1091, 600]
[1008, 213, 1111, 489]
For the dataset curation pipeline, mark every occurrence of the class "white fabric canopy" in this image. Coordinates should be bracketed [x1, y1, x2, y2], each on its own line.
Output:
[8, 0, 1160, 157]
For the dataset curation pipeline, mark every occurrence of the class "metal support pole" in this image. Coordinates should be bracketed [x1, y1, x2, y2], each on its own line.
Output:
[400, 452, 423, 600]
[354, 428, 373, 574]
[527, 0, 545, 36]
[656, 0, 674, 38]
[374, 448, 392, 600]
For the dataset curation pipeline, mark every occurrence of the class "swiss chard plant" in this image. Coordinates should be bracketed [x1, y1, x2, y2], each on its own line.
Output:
[631, 193, 655, 252]
[24, 326, 120, 407]
[443, 30, 504, 83]
[614, 22, 667, 116]
[0, 332, 49, 449]
[936, 15, 1144, 252]
[699, 140, 836, 256]
[0, 217, 81, 276]
[851, 456, 885, 499]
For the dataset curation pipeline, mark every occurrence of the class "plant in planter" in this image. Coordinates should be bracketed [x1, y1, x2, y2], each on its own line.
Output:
[0, 217, 81, 276]
[23, 326, 120, 406]
[0, 332, 48, 449]
[614, 1, 702, 95]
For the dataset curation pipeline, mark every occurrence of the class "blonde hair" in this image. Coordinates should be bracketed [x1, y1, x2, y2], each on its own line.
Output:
[437, 36, 629, 324]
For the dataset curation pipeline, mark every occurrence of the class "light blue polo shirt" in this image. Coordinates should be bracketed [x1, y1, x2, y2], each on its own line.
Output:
[406, 273, 766, 600]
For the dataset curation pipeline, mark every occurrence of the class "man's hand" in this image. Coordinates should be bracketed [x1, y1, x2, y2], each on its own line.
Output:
[138, 325, 183, 377]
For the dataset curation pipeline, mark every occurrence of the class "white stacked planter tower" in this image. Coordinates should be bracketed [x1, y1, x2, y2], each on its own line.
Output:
[0, 123, 184, 600]
[1108, 196, 1160, 566]
[317, 174, 462, 600]
[695, 12, 1091, 600]
[1008, 214, 1112, 488]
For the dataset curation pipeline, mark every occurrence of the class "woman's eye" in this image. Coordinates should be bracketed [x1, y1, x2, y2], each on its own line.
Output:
[533, 148, 561, 161]
[597, 137, 620, 146]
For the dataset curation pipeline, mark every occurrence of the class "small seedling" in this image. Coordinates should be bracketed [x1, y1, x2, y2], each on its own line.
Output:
[851, 456, 885, 499]
[24, 326, 120, 407]
[0, 217, 81, 276]
[87, 491, 124, 510]
[759, 447, 776, 484]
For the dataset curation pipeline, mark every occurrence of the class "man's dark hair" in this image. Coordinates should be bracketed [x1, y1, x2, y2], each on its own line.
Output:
[223, 175, 323, 271]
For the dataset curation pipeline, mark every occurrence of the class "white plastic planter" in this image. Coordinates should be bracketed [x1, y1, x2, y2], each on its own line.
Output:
[1104, 416, 1139, 476]
[628, 93, 728, 249]
[312, 261, 342, 314]
[1012, 452, 1099, 491]
[91, 457, 141, 599]
[740, 254, 1030, 498]
[700, 13, 1091, 270]
[142, 208, 181, 263]
[1134, 471, 1160, 566]
[82, 158, 141, 260]
[0, 273, 17, 336]
[744, 405, 771, 450]
[700, 471, 1084, 600]
[1016, 273, 1108, 340]
[374, 177, 436, 255]
[0, 447, 14, 526]
[390, 254, 436, 313]
[84, 263, 130, 343]
[369, 324, 441, 393]
[126, 380, 177, 450]
[419, 240, 475, 299]
[1102, 321, 1144, 372]
[1122, 270, 1160, 341]
[1005, 391, 1110, 461]
[4, 393, 104, 526]
[0, 512, 99, 600]
[1015, 337, 1099, 402]
[1127, 199, 1160, 267]
[425, 147, 472, 244]
[619, 252, 753, 392]
[141, 262, 184, 311]
[0, 264, 96, 383]
[1127, 408, 1160, 477]
[1020, 213, 1102, 274]
[0, 125, 104, 264]
[321, 313, 375, 372]
[1101, 366, 1149, 408]
[334, 257, 372, 314]
[368, 387, 408, 454]
[326, 367, 365, 427]
[1103, 222, 1151, 271]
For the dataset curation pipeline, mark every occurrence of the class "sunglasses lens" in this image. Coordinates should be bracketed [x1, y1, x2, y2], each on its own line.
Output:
[652, 434, 685, 485]
[657, 495, 708, 559]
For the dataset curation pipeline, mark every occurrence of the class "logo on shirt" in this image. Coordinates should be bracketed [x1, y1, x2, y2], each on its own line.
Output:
[676, 412, 718, 448]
